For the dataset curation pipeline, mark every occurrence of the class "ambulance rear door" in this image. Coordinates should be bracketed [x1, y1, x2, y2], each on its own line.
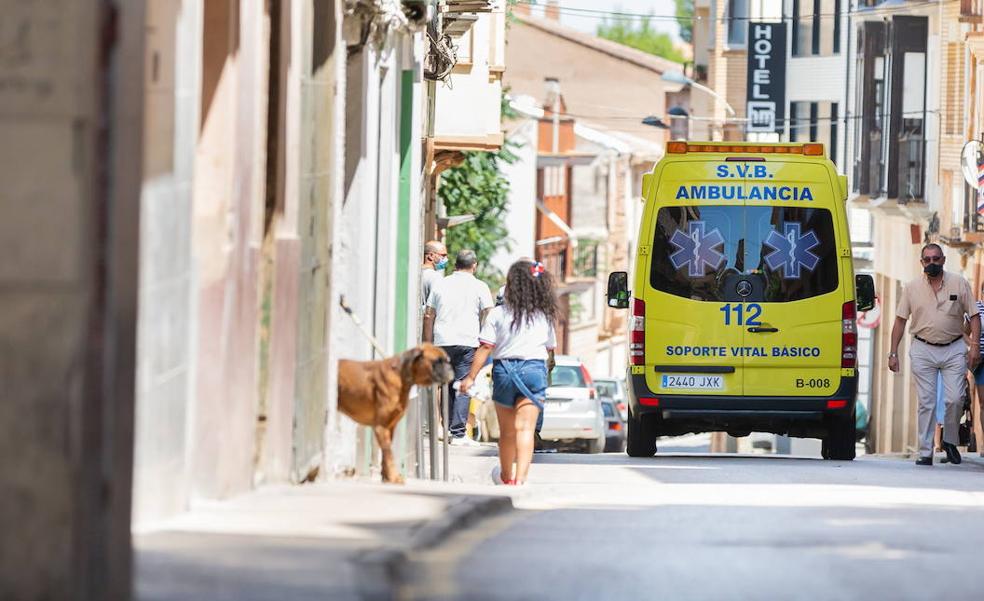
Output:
[644, 160, 746, 397]
[736, 161, 845, 399]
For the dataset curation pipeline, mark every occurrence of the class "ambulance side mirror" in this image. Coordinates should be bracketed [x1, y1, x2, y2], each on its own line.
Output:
[856, 274, 875, 312]
[607, 271, 630, 309]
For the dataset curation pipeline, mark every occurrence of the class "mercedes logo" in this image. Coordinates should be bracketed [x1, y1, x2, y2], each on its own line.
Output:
[736, 280, 753, 297]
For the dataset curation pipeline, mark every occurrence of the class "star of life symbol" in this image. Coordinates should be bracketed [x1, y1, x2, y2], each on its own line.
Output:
[763, 223, 820, 279]
[669, 222, 726, 277]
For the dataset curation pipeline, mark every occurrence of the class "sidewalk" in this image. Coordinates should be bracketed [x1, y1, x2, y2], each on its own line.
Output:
[875, 447, 984, 469]
[135, 445, 509, 601]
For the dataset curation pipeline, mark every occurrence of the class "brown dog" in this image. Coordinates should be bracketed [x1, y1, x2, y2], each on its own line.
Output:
[338, 344, 455, 483]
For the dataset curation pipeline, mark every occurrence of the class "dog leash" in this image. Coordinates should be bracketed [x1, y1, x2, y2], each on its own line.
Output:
[339, 296, 387, 357]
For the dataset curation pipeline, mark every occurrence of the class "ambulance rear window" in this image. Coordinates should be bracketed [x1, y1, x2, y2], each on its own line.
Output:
[649, 206, 839, 303]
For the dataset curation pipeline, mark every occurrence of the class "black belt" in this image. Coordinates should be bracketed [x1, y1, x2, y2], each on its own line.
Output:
[914, 335, 962, 347]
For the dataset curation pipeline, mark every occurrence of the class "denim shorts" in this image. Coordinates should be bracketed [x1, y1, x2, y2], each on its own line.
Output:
[974, 361, 984, 386]
[491, 359, 548, 409]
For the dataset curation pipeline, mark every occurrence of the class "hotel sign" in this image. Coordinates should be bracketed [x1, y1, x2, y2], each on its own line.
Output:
[746, 22, 787, 134]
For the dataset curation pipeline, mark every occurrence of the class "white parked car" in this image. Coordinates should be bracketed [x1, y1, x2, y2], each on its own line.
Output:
[476, 356, 606, 454]
[540, 355, 606, 454]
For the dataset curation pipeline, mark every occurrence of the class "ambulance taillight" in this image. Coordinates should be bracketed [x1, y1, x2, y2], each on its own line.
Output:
[841, 302, 858, 368]
[630, 298, 645, 366]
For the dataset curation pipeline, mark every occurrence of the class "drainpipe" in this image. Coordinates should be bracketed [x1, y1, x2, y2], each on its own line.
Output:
[843, 1, 852, 170]
[546, 77, 560, 153]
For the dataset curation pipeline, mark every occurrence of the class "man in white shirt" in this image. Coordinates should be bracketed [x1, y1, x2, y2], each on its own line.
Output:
[423, 249, 494, 444]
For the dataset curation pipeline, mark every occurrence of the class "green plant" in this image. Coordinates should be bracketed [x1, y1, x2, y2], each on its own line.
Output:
[596, 14, 686, 64]
[440, 141, 519, 289]
[674, 0, 694, 44]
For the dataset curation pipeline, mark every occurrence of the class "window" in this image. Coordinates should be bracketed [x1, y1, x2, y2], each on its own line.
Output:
[792, 0, 813, 56]
[788, 101, 839, 165]
[792, 0, 841, 57]
[789, 102, 811, 142]
[854, 21, 889, 196]
[727, 0, 748, 47]
[542, 166, 566, 197]
[649, 206, 840, 303]
[595, 381, 619, 398]
[550, 365, 586, 388]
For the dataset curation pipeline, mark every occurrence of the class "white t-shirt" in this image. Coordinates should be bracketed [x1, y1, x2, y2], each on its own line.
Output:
[478, 305, 557, 360]
[427, 271, 494, 347]
[421, 267, 444, 307]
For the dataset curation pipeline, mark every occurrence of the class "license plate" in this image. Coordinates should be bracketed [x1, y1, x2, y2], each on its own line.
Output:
[661, 374, 724, 390]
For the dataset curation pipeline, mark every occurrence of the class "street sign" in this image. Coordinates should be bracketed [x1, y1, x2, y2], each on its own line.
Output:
[960, 140, 984, 188]
[746, 22, 787, 134]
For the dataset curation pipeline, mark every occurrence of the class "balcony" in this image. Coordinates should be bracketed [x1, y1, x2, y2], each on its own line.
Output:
[961, 0, 984, 23]
[430, 7, 505, 152]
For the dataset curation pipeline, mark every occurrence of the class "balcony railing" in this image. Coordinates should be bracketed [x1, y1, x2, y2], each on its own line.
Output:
[961, 0, 984, 22]
[897, 137, 925, 203]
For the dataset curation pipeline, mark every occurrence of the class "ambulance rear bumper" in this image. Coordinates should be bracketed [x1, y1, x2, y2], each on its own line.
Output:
[627, 373, 858, 437]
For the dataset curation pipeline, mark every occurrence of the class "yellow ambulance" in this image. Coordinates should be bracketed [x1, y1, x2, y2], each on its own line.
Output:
[607, 142, 875, 460]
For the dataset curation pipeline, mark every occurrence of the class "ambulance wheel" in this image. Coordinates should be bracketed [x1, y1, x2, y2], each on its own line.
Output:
[822, 411, 856, 461]
[626, 409, 657, 457]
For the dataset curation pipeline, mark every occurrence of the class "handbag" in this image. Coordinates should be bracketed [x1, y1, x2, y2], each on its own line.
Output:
[958, 389, 973, 447]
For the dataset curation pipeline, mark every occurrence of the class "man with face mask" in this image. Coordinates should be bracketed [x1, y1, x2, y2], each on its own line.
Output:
[421, 240, 448, 307]
[889, 243, 980, 465]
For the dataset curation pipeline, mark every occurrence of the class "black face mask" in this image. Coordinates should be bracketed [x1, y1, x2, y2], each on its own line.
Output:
[924, 263, 943, 277]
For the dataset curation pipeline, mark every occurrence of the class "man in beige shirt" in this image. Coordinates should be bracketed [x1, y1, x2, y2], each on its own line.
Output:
[889, 243, 980, 465]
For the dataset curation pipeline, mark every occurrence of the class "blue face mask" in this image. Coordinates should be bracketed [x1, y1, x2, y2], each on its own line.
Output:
[435, 256, 448, 270]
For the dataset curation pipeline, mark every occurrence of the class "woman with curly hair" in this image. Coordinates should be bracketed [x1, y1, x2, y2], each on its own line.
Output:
[459, 259, 558, 485]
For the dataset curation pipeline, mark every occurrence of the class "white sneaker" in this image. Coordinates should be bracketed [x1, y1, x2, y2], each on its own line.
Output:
[490, 464, 504, 485]
[450, 436, 481, 447]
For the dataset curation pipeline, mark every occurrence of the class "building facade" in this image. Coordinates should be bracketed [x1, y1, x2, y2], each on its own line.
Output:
[498, 4, 675, 373]
[4, 0, 508, 596]
[852, 1, 984, 453]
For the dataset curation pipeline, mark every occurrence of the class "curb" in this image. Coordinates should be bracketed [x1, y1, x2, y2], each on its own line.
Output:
[875, 451, 984, 468]
[353, 493, 515, 600]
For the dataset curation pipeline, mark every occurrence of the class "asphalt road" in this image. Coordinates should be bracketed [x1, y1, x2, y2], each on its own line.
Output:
[399, 441, 984, 601]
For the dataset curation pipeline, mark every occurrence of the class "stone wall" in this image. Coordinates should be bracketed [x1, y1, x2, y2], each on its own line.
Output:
[0, 0, 145, 597]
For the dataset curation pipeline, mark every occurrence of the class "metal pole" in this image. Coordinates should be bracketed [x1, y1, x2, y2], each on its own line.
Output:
[442, 384, 450, 482]
[428, 385, 438, 480]
[689, 80, 737, 117]
[414, 390, 425, 479]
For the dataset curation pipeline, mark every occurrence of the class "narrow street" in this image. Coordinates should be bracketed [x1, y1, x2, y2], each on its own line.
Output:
[401, 443, 984, 600]
[10, 2, 984, 599]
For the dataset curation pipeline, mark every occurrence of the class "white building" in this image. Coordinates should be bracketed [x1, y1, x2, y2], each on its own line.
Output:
[499, 94, 662, 378]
